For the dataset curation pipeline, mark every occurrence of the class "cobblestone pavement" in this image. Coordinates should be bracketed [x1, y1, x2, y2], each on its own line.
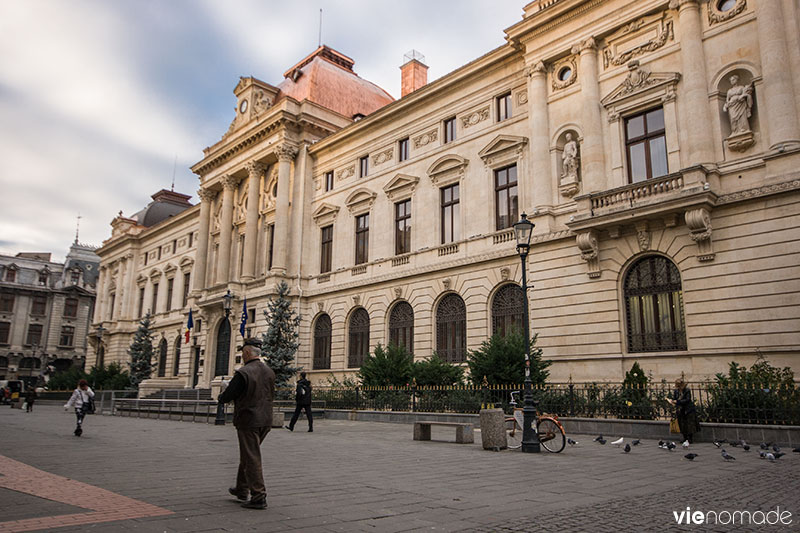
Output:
[1, 406, 798, 532]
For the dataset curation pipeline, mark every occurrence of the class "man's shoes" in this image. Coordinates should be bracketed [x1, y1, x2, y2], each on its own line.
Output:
[74, 427, 82, 437]
[284, 426, 293, 431]
[308, 428, 313, 432]
[241, 498, 267, 509]
[228, 487, 248, 501]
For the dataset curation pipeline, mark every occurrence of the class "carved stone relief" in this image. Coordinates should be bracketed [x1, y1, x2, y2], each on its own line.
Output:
[685, 207, 715, 261]
[517, 91, 528, 105]
[394, 287, 402, 299]
[461, 107, 489, 129]
[576, 230, 601, 278]
[708, 0, 747, 25]
[413, 129, 438, 149]
[635, 221, 650, 251]
[603, 12, 674, 69]
[723, 73, 755, 152]
[337, 165, 355, 181]
[560, 132, 581, 198]
[442, 278, 452, 290]
[500, 267, 510, 281]
[373, 148, 394, 166]
[551, 56, 578, 91]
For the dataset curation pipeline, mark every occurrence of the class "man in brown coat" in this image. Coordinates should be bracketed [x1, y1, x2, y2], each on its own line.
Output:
[218, 338, 275, 509]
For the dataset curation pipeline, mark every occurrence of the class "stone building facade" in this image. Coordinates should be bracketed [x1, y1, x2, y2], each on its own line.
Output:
[93, 0, 800, 390]
[0, 243, 99, 386]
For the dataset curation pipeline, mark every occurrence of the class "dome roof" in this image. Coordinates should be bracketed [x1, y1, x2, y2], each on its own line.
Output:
[131, 189, 193, 228]
[276, 46, 393, 119]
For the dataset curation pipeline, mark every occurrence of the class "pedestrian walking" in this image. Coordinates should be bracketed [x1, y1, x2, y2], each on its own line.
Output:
[667, 378, 700, 446]
[24, 387, 37, 412]
[218, 338, 275, 510]
[64, 379, 94, 436]
[286, 372, 313, 432]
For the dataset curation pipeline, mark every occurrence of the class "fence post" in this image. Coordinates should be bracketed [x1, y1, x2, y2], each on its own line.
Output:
[481, 376, 488, 409]
[355, 386, 360, 410]
[411, 378, 417, 412]
[568, 376, 575, 416]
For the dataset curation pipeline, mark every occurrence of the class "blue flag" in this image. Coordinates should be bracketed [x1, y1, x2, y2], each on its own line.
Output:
[240, 298, 247, 337]
[185, 309, 193, 344]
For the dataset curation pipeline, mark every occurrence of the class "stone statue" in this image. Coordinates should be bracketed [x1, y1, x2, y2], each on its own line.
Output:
[561, 133, 580, 181]
[723, 74, 753, 135]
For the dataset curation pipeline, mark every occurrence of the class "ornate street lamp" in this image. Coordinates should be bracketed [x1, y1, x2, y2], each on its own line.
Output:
[222, 290, 234, 319]
[216, 290, 235, 425]
[513, 212, 540, 453]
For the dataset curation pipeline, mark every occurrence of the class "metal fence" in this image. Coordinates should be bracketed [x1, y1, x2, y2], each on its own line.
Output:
[306, 382, 800, 425]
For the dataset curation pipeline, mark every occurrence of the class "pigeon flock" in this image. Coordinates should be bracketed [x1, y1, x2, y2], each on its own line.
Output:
[575, 435, 800, 464]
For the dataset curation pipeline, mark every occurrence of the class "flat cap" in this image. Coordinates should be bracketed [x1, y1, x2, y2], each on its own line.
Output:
[243, 338, 262, 349]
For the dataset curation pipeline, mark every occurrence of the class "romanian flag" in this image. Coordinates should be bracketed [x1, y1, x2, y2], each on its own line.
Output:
[185, 309, 193, 344]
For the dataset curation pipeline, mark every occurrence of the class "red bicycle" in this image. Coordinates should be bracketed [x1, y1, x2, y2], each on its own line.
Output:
[505, 391, 566, 453]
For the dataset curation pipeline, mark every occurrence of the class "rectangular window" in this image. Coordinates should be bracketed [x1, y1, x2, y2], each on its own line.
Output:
[158, 247, 162, 260]
[144, 253, 148, 266]
[70, 271, 80, 285]
[355, 214, 369, 265]
[151, 283, 159, 314]
[38, 272, 48, 285]
[188, 232, 193, 248]
[497, 92, 512, 122]
[359, 156, 369, 178]
[109, 294, 115, 320]
[395, 199, 411, 255]
[238, 234, 245, 276]
[267, 223, 275, 271]
[138, 287, 145, 317]
[5, 269, 16, 282]
[172, 239, 177, 254]
[0, 322, 9, 344]
[444, 117, 456, 144]
[182, 272, 191, 308]
[1, 294, 14, 313]
[324, 171, 334, 192]
[625, 107, 668, 183]
[31, 296, 47, 316]
[59, 325, 75, 347]
[495, 164, 519, 230]
[248, 309, 255, 324]
[440, 184, 460, 244]
[196, 319, 202, 333]
[320, 225, 333, 273]
[26, 323, 43, 346]
[398, 138, 409, 162]
[63, 297, 78, 318]
[166, 278, 174, 312]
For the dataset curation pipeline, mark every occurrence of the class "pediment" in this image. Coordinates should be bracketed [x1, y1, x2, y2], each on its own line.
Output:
[312, 203, 341, 226]
[478, 135, 528, 163]
[179, 257, 194, 269]
[345, 188, 377, 215]
[383, 174, 420, 201]
[427, 155, 468, 186]
[149, 268, 162, 280]
[164, 263, 177, 274]
[602, 63, 680, 109]
[136, 274, 148, 284]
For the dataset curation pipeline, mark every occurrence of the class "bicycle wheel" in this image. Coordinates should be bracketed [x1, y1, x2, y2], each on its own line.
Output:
[506, 419, 522, 449]
[538, 417, 566, 453]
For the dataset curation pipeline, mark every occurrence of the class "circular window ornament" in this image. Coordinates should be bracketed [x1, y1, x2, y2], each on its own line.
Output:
[239, 99, 248, 114]
[558, 67, 572, 82]
[717, 0, 736, 11]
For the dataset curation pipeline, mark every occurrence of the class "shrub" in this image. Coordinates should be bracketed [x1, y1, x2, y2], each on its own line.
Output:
[358, 343, 413, 387]
[412, 353, 464, 387]
[467, 331, 550, 386]
[45, 367, 87, 391]
[87, 362, 132, 390]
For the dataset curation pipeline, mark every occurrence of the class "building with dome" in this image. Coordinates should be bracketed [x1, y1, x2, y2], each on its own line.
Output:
[92, 0, 800, 394]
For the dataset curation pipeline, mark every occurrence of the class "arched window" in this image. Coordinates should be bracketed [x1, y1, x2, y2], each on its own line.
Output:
[624, 256, 687, 352]
[157, 339, 168, 377]
[19, 357, 37, 369]
[313, 314, 332, 370]
[491, 283, 525, 337]
[215, 318, 231, 376]
[389, 301, 414, 353]
[348, 308, 370, 368]
[436, 293, 466, 363]
[173, 336, 181, 376]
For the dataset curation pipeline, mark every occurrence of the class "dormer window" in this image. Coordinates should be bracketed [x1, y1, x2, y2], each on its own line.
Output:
[70, 270, 80, 285]
[38, 271, 48, 285]
[5, 268, 16, 282]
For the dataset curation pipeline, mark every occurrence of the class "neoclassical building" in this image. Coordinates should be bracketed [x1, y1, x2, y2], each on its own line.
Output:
[93, 0, 800, 392]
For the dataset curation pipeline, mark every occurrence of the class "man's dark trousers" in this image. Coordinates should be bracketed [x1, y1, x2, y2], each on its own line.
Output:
[236, 426, 270, 501]
[288, 404, 313, 430]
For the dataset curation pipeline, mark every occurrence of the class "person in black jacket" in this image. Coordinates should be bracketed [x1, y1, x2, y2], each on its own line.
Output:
[285, 372, 313, 432]
[668, 378, 700, 446]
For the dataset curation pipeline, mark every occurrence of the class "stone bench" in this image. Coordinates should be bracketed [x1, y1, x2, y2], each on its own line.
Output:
[413, 421, 474, 444]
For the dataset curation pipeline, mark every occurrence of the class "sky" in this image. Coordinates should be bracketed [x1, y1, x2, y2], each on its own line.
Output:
[0, 0, 527, 262]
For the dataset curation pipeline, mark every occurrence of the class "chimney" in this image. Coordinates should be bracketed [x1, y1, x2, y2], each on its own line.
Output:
[400, 50, 428, 97]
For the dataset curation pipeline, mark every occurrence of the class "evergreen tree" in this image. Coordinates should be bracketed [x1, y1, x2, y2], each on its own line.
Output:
[358, 343, 414, 387]
[466, 330, 550, 386]
[412, 353, 464, 387]
[128, 313, 155, 388]
[260, 281, 301, 387]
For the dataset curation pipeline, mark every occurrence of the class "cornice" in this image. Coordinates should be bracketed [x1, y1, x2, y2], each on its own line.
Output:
[506, 0, 606, 44]
[716, 178, 800, 205]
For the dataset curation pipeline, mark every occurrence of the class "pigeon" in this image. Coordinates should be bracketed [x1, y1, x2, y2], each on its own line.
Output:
[729, 441, 739, 447]
[632, 439, 641, 446]
[739, 439, 748, 447]
[624, 443, 631, 453]
[611, 437, 624, 447]
[766, 452, 776, 462]
[760, 442, 769, 450]
[721, 449, 736, 461]
[597, 438, 607, 445]
[567, 438, 578, 446]
[772, 444, 781, 453]
[667, 442, 676, 451]
[743, 445, 751, 452]
[682, 440, 690, 449]
[594, 435, 604, 442]
[759, 451, 767, 459]
[793, 447, 800, 453]
[713, 440, 723, 448]
[684, 453, 698, 461]
[658, 440, 665, 447]
[773, 452, 785, 459]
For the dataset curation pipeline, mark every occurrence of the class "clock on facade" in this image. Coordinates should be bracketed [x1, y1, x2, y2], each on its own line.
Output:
[239, 99, 248, 114]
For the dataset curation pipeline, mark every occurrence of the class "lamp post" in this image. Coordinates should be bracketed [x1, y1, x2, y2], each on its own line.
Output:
[222, 290, 234, 319]
[513, 212, 540, 453]
[216, 290, 234, 425]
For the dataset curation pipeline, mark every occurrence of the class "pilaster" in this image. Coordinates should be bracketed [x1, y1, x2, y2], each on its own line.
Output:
[272, 143, 297, 274]
[574, 37, 605, 193]
[242, 161, 266, 281]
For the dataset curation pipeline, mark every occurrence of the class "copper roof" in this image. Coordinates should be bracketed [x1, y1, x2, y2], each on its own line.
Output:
[276, 45, 393, 119]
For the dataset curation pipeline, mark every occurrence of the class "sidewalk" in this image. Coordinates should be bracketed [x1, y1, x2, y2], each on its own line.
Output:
[1, 405, 797, 532]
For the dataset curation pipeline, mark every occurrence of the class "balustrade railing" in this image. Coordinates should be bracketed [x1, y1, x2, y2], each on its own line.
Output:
[590, 174, 684, 213]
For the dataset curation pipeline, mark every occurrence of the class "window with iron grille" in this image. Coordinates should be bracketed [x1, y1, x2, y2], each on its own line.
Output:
[495, 164, 518, 230]
[158, 338, 168, 377]
[0, 321, 9, 344]
[324, 171, 334, 192]
[491, 283, 525, 337]
[359, 156, 369, 178]
[59, 325, 75, 347]
[440, 184, 460, 244]
[0, 294, 14, 313]
[625, 107, 668, 183]
[389, 301, 414, 353]
[496, 92, 512, 122]
[436, 293, 466, 362]
[173, 336, 181, 376]
[443, 117, 456, 144]
[395, 200, 411, 255]
[31, 296, 47, 316]
[398, 138, 409, 162]
[26, 323, 43, 346]
[355, 214, 369, 265]
[624, 256, 686, 352]
[348, 308, 370, 368]
[313, 314, 332, 369]
[320, 225, 333, 273]
[63, 297, 78, 318]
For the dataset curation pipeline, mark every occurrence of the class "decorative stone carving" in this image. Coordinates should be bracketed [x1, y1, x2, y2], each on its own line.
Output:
[602, 12, 673, 69]
[383, 174, 419, 201]
[372, 148, 393, 166]
[685, 207, 715, 261]
[461, 107, 489, 129]
[478, 135, 527, 167]
[338, 165, 355, 181]
[576, 230, 601, 278]
[427, 155, 468, 187]
[197, 188, 216, 202]
[517, 91, 528, 105]
[619, 61, 656, 96]
[635, 221, 650, 251]
[442, 278, 452, 290]
[723, 74, 755, 152]
[311, 203, 340, 227]
[220, 175, 238, 190]
[352, 295, 360, 306]
[245, 161, 266, 177]
[500, 267, 510, 281]
[572, 36, 596, 55]
[394, 287, 402, 299]
[551, 56, 578, 91]
[344, 188, 377, 215]
[252, 90, 272, 114]
[708, 0, 746, 25]
[317, 302, 324, 312]
[275, 143, 298, 162]
[413, 129, 438, 148]
[561, 133, 580, 183]
[602, 61, 681, 112]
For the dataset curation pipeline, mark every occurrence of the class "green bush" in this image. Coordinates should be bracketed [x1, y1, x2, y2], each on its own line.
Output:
[358, 343, 413, 387]
[467, 331, 550, 386]
[412, 353, 464, 387]
[45, 367, 87, 391]
[87, 362, 132, 390]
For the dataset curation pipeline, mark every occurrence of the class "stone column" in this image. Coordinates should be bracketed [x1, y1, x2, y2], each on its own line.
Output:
[271, 143, 297, 274]
[115, 257, 127, 319]
[574, 37, 605, 193]
[193, 188, 215, 293]
[94, 266, 106, 324]
[241, 161, 265, 281]
[527, 60, 553, 208]
[755, 0, 800, 149]
[216, 176, 237, 284]
[673, 0, 715, 164]
[120, 253, 135, 318]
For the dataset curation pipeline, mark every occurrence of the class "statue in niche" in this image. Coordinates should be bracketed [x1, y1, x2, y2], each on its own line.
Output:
[723, 74, 753, 135]
[561, 133, 580, 181]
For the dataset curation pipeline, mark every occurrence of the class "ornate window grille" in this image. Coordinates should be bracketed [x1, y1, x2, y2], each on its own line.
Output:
[348, 308, 370, 368]
[214, 318, 230, 376]
[436, 293, 466, 362]
[491, 283, 525, 337]
[173, 336, 181, 376]
[313, 314, 332, 370]
[389, 301, 414, 353]
[624, 256, 687, 352]
[157, 339, 168, 377]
